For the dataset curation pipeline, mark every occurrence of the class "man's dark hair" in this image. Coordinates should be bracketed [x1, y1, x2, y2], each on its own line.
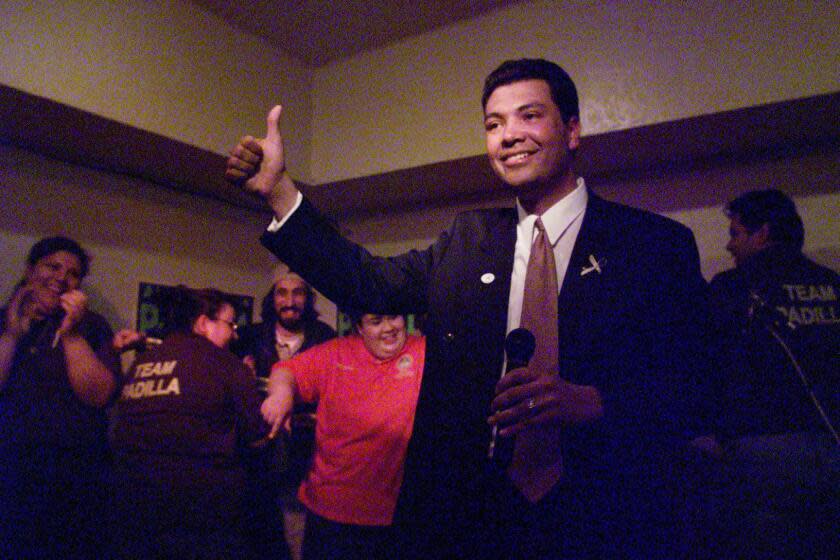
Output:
[348, 311, 405, 329]
[26, 236, 90, 278]
[482, 58, 579, 123]
[260, 275, 318, 324]
[726, 189, 805, 250]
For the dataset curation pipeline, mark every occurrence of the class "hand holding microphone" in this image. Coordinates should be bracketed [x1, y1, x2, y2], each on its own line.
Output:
[488, 327, 605, 464]
[488, 328, 535, 465]
[51, 289, 87, 348]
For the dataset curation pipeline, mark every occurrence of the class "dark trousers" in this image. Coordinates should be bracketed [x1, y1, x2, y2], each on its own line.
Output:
[0, 444, 109, 560]
[711, 431, 840, 560]
[241, 443, 292, 560]
[396, 460, 685, 560]
[302, 510, 395, 560]
[109, 462, 251, 560]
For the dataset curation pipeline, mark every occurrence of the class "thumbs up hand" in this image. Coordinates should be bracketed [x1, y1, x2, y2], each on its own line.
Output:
[226, 105, 299, 217]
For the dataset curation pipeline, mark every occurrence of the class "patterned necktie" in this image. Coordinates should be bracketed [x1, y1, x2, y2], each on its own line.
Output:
[507, 217, 564, 503]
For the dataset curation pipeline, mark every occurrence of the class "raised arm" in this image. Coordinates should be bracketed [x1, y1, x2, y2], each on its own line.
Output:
[57, 290, 118, 408]
[225, 105, 300, 220]
[0, 286, 34, 392]
[112, 328, 147, 353]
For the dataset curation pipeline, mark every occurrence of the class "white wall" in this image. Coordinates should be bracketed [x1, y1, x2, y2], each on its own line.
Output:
[0, 0, 314, 182]
[311, 0, 840, 183]
[0, 144, 337, 331]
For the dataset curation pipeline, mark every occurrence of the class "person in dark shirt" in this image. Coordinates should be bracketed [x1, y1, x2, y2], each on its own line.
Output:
[109, 286, 270, 559]
[0, 236, 120, 559]
[233, 272, 337, 559]
[235, 271, 337, 378]
[707, 189, 839, 559]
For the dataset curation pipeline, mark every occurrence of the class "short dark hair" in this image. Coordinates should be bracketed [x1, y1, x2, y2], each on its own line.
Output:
[168, 286, 235, 333]
[482, 58, 579, 123]
[726, 189, 804, 250]
[349, 312, 405, 329]
[26, 236, 90, 278]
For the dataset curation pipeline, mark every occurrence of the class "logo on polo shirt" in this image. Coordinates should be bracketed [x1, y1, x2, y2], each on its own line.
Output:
[394, 354, 416, 378]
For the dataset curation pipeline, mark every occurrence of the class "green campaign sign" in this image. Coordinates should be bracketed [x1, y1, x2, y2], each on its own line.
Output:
[136, 282, 253, 338]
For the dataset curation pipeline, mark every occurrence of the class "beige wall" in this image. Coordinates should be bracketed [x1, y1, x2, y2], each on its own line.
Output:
[1, 0, 837, 328]
[2, 1, 837, 186]
[311, 0, 840, 183]
[1, 142, 835, 335]
[0, 144, 337, 331]
[356, 189, 840, 282]
[348, 148, 840, 281]
[0, 0, 314, 182]
[671, 193, 840, 280]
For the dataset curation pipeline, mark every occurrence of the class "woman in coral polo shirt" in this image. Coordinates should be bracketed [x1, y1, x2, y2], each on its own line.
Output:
[261, 313, 424, 560]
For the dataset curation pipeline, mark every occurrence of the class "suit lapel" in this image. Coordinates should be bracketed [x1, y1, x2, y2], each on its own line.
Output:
[479, 208, 517, 321]
[557, 194, 616, 350]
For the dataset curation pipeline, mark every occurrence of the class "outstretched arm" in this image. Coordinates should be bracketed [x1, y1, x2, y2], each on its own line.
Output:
[261, 366, 298, 439]
[112, 328, 147, 353]
[225, 105, 300, 220]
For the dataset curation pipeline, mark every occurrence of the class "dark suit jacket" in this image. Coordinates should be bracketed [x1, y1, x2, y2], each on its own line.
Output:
[261, 192, 710, 558]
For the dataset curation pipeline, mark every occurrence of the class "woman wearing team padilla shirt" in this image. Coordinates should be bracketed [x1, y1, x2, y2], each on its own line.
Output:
[109, 286, 269, 559]
[262, 312, 425, 560]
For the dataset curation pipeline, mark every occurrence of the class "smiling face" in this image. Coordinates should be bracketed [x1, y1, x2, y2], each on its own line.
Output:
[24, 250, 82, 317]
[273, 276, 308, 331]
[484, 79, 580, 214]
[357, 314, 407, 361]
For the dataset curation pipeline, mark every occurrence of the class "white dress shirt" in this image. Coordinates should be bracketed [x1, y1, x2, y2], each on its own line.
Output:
[267, 179, 589, 338]
[505, 177, 588, 335]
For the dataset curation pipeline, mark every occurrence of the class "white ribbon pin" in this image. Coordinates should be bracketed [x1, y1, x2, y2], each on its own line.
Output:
[580, 254, 605, 276]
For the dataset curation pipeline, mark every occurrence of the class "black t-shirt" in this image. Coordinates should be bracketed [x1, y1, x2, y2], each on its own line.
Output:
[0, 309, 119, 449]
[708, 246, 840, 438]
[110, 332, 269, 481]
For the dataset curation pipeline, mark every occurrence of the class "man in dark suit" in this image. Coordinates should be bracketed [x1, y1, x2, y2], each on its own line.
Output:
[226, 59, 709, 559]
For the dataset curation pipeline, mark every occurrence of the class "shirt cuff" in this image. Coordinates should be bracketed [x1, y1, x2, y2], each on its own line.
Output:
[266, 191, 304, 232]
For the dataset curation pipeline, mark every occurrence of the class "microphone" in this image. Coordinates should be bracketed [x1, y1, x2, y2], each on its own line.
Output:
[505, 327, 536, 371]
[49, 308, 68, 348]
[488, 328, 536, 466]
[30, 307, 66, 350]
[747, 290, 796, 332]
